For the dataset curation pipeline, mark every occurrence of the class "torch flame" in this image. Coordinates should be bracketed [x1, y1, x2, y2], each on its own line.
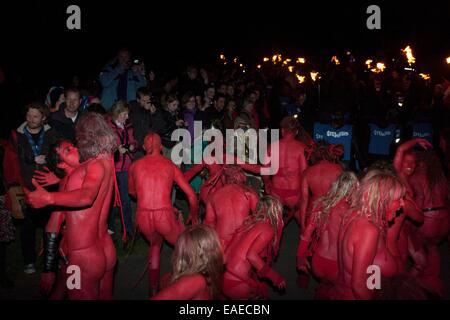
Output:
[310, 71, 319, 81]
[365, 59, 373, 68]
[402, 46, 416, 65]
[219, 54, 225, 60]
[257, 64, 262, 69]
[331, 56, 340, 65]
[295, 74, 306, 84]
[419, 73, 430, 80]
[263, 57, 269, 62]
[288, 66, 294, 73]
[446, 56, 450, 64]
[376, 62, 385, 72]
[296, 57, 306, 64]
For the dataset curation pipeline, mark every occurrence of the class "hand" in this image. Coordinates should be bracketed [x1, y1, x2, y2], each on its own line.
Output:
[175, 119, 185, 127]
[118, 145, 128, 154]
[34, 166, 60, 187]
[40, 272, 56, 296]
[132, 63, 145, 76]
[415, 138, 433, 150]
[149, 104, 156, 114]
[24, 179, 53, 209]
[35, 155, 47, 165]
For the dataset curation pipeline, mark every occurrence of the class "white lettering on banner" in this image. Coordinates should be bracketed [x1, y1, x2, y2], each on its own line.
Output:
[373, 130, 392, 137]
[326, 131, 349, 138]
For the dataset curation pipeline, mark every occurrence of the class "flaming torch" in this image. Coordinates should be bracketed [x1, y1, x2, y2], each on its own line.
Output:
[310, 71, 319, 82]
[402, 46, 416, 66]
[295, 73, 306, 84]
[296, 57, 306, 64]
[446, 56, 450, 64]
[263, 57, 269, 62]
[331, 56, 340, 65]
[219, 54, 225, 60]
[288, 66, 294, 73]
[419, 73, 430, 81]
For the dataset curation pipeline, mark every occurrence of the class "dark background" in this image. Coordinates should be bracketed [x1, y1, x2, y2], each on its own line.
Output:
[0, 0, 449, 116]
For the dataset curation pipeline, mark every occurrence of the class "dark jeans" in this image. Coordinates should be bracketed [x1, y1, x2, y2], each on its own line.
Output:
[108, 171, 133, 235]
[20, 206, 50, 265]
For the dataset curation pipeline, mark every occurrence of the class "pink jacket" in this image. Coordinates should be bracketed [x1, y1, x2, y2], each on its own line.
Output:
[109, 119, 137, 172]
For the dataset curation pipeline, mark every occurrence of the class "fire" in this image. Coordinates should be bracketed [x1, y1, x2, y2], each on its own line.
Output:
[310, 71, 319, 81]
[296, 57, 306, 64]
[331, 56, 340, 65]
[295, 74, 306, 84]
[419, 73, 430, 80]
[376, 62, 385, 71]
[447, 56, 450, 64]
[263, 57, 269, 62]
[219, 54, 225, 60]
[239, 63, 244, 68]
[402, 46, 416, 65]
[257, 64, 262, 69]
[288, 66, 294, 73]
[365, 59, 373, 68]
[282, 58, 292, 66]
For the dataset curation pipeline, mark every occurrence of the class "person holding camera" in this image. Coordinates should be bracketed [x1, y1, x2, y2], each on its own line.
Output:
[108, 100, 137, 240]
[99, 48, 147, 110]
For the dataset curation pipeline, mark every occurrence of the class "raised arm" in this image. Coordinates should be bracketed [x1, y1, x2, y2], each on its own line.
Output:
[393, 138, 432, 173]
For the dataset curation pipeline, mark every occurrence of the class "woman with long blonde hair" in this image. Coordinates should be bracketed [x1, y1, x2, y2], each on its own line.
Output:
[222, 195, 286, 299]
[152, 224, 223, 300]
[297, 171, 358, 298]
[333, 171, 406, 299]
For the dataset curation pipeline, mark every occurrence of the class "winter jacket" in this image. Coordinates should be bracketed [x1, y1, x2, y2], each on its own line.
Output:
[109, 119, 137, 172]
[99, 63, 147, 110]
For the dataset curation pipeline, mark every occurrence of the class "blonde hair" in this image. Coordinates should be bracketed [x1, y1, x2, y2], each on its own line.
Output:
[312, 171, 358, 229]
[170, 224, 223, 299]
[110, 100, 129, 121]
[352, 171, 406, 232]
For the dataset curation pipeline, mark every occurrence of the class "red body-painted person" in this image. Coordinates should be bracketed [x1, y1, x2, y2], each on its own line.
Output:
[333, 172, 406, 300]
[297, 171, 358, 298]
[204, 166, 259, 251]
[25, 113, 118, 299]
[392, 139, 428, 275]
[184, 139, 261, 206]
[409, 151, 449, 296]
[128, 132, 198, 296]
[222, 195, 286, 299]
[151, 225, 223, 300]
[299, 141, 344, 230]
[262, 117, 307, 223]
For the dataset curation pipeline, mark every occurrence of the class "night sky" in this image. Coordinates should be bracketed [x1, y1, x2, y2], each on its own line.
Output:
[0, 1, 449, 90]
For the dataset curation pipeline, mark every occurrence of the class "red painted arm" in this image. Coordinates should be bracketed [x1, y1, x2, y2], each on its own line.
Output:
[184, 163, 205, 182]
[25, 160, 105, 209]
[174, 165, 199, 224]
[45, 211, 66, 234]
